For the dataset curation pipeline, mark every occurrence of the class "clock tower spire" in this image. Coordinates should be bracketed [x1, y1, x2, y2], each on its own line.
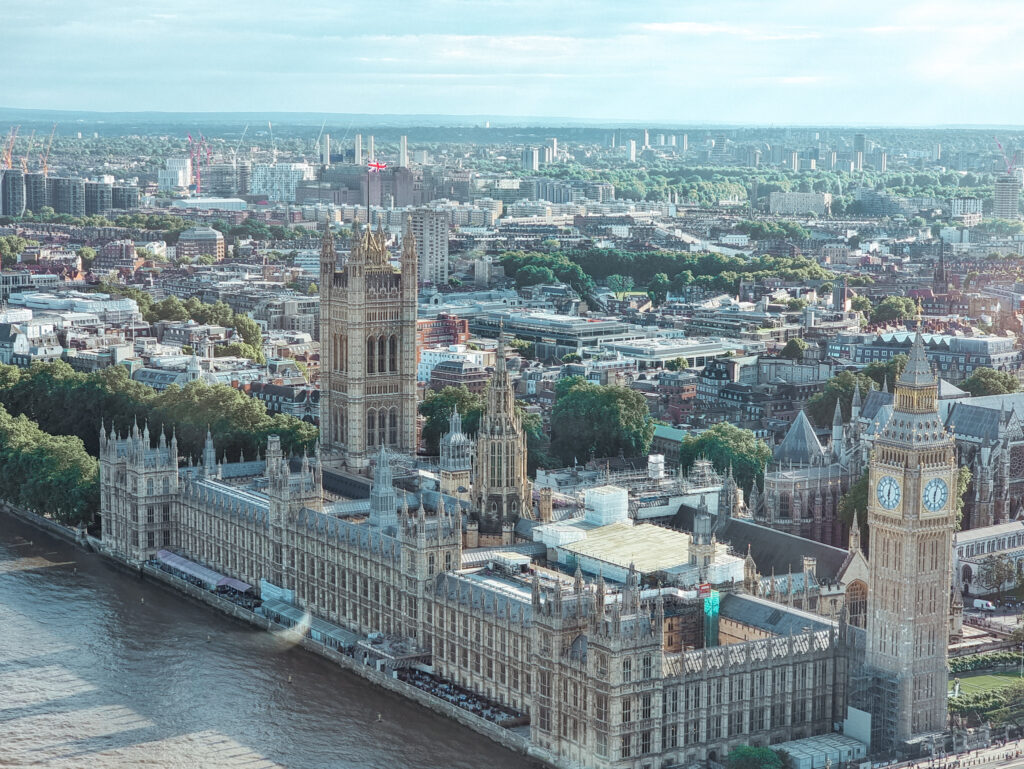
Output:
[864, 332, 957, 751]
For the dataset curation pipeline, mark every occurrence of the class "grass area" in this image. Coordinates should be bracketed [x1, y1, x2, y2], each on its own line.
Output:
[951, 672, 1023, 695]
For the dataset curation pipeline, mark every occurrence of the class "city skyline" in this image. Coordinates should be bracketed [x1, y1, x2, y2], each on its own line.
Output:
[6, 0, 1024, 126]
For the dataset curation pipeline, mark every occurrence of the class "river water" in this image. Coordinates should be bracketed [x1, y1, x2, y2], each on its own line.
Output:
[0, 513, 537, 769]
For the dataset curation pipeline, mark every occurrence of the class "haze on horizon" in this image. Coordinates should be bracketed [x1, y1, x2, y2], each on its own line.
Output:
[5, 0, 1024, 126]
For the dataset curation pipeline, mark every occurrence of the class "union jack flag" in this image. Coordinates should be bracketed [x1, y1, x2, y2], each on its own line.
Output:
[367, 161, 387, 173]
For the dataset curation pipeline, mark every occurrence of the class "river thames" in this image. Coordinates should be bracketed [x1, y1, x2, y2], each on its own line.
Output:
[0, 513, 538, 769]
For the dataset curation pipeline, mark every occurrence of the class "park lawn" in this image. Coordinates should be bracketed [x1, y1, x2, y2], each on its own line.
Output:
[951, 672, 1023, 695]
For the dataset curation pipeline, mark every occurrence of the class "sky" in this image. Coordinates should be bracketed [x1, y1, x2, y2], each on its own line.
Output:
[5, 0, 1024, 125]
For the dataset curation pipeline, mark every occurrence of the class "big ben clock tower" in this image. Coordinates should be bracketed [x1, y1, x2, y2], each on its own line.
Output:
[865, 333, 957, 750]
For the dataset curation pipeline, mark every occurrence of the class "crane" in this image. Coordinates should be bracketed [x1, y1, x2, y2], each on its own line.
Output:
[231, 124, 249, 164]
[20, 129, 35, 173]
[314, 119, 326, 161]
[994, 136, 1018, 175]
[40, 123, 57, 177]
[2, 126, 20, 170]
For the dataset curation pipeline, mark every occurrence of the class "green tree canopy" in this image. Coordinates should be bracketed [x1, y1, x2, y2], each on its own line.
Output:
[806, 371, 875, 427]
[515, 264, 557, 288]
[606, 274, 634, 298]
[979, 553, 1016, 602]
[780, 338, 808, 360]
[647, 272, 671, 306]
[77, 246, 96, 270]
[549, 377, 654, 465]
[679, 422, 771, 492]
[850, 295, 872, 315]
[418, 386, 484, 455]
[0, 361, 316, 464]
[870, 296, 918, 324]
[862, 354, 907, 389]
[961, 368, 1020, 397]
[0, 403, 98, 525]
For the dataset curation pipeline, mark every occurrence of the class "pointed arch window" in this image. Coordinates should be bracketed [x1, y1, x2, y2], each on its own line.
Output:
[366, 337, 376, 373]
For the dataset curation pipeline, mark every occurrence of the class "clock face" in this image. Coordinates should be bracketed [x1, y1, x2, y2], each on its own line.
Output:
[876, 475, 901, 510]
[923, 477, 949, 512]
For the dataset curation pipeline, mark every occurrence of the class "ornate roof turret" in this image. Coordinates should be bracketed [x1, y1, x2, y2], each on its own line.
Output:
[773, 410, 827, 467]
[898, 332, 936, 389]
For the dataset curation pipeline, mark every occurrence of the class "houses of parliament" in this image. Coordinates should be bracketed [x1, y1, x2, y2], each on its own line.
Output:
[100, 221, 960, 767]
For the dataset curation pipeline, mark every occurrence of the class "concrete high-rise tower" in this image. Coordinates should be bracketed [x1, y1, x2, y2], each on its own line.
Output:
[410, 208, 449, 286]
[354, 134, 363, 166]
[319, 220, 418, 471]
[864, 333, 957, 751]
[322, 133, 331, 166]
[399, 135, 408, 168]
[994, 173, 1021, 220]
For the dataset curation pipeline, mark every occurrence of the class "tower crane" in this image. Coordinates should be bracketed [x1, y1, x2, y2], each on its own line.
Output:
[2, 126, 20, 170]
[994, 136, 1018, 175]
[40, 123, 57, 177]
[231, 124, 248, 164]
[20, 130, 35, 172]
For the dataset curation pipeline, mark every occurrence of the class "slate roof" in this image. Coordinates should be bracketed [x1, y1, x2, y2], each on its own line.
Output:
[945, 402, 1005, 443]
[719, 593, 833, 636]
[860, 389, 893, 421]
[672, 505, 848, 582]
[772, 410, 826, 466]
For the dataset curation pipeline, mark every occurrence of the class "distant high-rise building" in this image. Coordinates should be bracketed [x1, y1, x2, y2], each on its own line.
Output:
[84, 181, 113, 215]
[521, 147, 539, 171]
[541, 146, 553, 165]
[399, 135, 408, 168]
[158, 157, 192, 191]
[1, 170, 26, 217]
[354, 134, 363, 166]
[111, 185, 140, 210]
[47, 176, 85, 216]
[789, 151, 799, 172]
[853, 133, 866, 154]
[642, 129, 649, 148]
[994, 173, 1021, 219]
[410, 209, 449, 286]
[933, 143, 942, 162]
[628, 139, 636, 163]
[668, 135, 677, 147]
[204, 163, 243, 196]
[24, 172, 46, 213]
[680, 133, 688, 152]
[546, 137, 557, 157]
[656, 133, 665, 146]
[249, 163, 313, 202]
[322, 133, 331, 166]
[368, 135, 375, 162]
[855, 151, 864, 172]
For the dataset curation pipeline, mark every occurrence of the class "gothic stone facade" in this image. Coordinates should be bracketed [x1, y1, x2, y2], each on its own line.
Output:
[319, 222, 418, 471]
[101, 429, 851, 769]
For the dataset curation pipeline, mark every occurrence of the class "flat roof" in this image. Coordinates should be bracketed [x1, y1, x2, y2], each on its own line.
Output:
[561, 522, 692, 573]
